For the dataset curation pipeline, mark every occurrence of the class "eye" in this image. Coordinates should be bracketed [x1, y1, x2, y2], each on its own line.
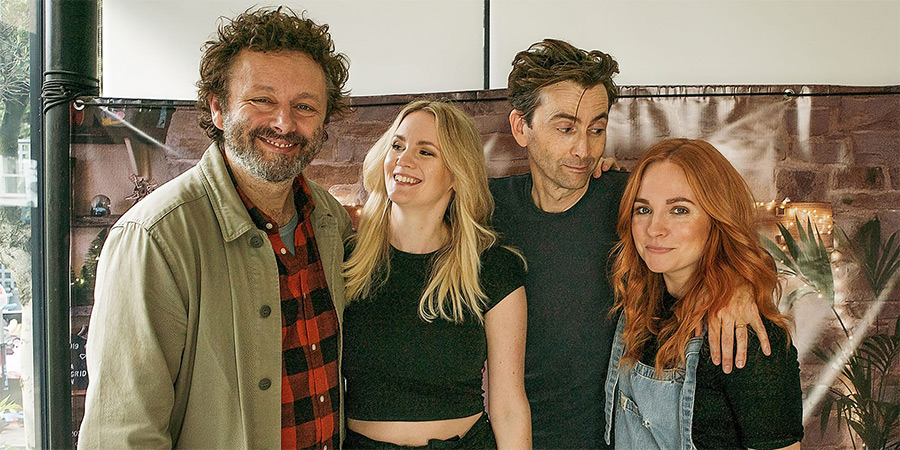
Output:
[294, 103, 315, 112]
[590, 127, 606, 135]
[557, 127, 573, 134]
[250, 98, 271, 104]
[634, 205, 651, 215]
[418, 149, 435, 157]
[390, 141, 404, 151]
[672, 206, 690, 215]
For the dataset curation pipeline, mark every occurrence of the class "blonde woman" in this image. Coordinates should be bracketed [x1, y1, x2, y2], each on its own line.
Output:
[342, 101, 531, 449]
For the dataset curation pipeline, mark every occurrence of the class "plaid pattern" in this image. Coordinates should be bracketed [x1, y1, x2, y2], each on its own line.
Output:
[228, 165, 339, 450]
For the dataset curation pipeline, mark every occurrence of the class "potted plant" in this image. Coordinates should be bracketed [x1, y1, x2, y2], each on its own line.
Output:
[762, 216, 900, 450]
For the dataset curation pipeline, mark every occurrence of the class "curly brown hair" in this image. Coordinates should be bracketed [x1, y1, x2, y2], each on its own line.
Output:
[196, 7, 350, 145]
[507, 39, 619, 125]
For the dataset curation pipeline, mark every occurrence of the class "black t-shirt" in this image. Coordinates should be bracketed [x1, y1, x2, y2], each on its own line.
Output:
[342, 245, 525, 421]
[640, 291, 804, 449]
[490, 172, 629, 449]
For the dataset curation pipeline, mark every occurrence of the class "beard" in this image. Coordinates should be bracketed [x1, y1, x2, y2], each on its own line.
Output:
[222, 114, 326, 183]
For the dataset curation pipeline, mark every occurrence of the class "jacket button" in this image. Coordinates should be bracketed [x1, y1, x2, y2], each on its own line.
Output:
[250, 235, 264, 248]
[259, 305, 271, 318]
[258, 378, 271, 390]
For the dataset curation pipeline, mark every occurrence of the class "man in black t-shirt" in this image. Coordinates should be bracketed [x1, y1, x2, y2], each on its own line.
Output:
[489, 39, 768, 449]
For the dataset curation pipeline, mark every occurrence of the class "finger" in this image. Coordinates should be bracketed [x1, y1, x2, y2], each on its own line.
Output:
[720, 317, 735, 374]
[707, 316, 721, 366]
[602, 158, 613, 171]
[610, 159, 622, 171]
[735, 325, 748, 369]
[749, 314, 771, 356]
[592, 163, 604, 179]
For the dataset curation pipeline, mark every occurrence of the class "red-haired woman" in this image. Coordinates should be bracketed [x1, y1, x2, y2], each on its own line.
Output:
[603, 139, 803, 449]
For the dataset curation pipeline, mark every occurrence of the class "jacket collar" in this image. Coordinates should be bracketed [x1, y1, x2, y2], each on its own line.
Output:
[195, 143, 264, 242]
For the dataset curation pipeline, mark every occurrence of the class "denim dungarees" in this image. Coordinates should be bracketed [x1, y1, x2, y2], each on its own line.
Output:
[604, 315, 704, 450]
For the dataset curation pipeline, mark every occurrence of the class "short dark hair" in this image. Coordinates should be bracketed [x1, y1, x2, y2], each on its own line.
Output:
[507, 38, 619, 125]
[196, 7, 350, 145]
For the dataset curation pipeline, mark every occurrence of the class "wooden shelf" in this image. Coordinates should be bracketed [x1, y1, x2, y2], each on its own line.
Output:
[74, 215, 121, 228]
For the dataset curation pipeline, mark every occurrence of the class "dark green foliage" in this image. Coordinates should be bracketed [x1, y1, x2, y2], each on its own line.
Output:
[763, 216, 900, 449]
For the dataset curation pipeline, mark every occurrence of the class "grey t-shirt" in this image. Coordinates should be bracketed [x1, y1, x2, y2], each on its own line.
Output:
[279, 212, 300, 255]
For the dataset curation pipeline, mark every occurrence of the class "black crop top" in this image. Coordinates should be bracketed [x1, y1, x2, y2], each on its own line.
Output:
[342, 245, 525, 421]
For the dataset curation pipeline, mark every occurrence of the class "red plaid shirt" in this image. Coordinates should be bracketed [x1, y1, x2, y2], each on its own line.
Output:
[230, 169, 340, 450]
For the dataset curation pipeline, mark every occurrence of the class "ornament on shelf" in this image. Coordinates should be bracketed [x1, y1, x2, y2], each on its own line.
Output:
[124, 174, 158, 204]
[90, 194, 111, 217]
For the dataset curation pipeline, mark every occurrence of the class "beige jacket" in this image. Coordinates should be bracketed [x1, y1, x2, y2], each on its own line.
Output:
[78, 145, 351, 449]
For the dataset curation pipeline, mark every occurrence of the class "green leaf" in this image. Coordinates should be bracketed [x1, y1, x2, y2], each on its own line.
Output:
[761, 217, 836, 306]
[839, 217, 900, 299]
[820, 393, 835, 435]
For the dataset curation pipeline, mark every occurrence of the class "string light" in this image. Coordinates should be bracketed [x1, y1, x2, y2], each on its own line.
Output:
[756, 199, 834, 249]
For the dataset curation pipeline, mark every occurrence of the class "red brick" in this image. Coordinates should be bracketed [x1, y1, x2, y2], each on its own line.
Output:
[330, 121, 390, 141]
[833, 166, 886, 190]
[852, 131, 900, 165]
[784, 105, 833, 138]
[838, 96, 900, 132]
[457, 99, 511, 117]
[776, 169, 831, 202]
[354, 104, 405, 123]
[303, 163, 360, 190]
[165, 109, 210, 159]
[788, 137, 851, 165]
[483, 133, 523, 163]
[473, 114, 512, 135]
[830, 192, 900, 211]
[327, 137, 374, 164]
[891, 168, 900, 189]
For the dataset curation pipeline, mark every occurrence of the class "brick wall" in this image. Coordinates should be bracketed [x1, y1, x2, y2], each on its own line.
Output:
[72, 85, 900, 448]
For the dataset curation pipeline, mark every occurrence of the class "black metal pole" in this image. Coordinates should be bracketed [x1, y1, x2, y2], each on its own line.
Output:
[42, 0, 99, 447]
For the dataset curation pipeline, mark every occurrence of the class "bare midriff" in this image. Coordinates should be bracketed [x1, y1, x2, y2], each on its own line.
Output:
[347, 412, 482, 446]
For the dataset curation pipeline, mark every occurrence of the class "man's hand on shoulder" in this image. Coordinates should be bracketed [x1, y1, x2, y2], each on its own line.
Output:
[699, 285, 771, 374]
[592, 157, 622, 179]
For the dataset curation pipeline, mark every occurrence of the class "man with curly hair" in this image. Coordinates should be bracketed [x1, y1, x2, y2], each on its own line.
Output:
[79, 8, 352, 448]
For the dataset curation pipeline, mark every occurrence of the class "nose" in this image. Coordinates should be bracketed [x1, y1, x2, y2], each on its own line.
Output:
[572, 132, 589, 159]
[270, 104, 296, 134]
[646, 213, 667, 237]
[395, 149, 414, 168]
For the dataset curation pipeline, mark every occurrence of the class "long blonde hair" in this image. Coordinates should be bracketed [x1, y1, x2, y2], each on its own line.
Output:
[612, 139, 791, 372]
[343, 100, 499, 323]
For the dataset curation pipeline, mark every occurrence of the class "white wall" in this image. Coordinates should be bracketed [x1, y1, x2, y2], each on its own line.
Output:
[102, 0, 900, 100]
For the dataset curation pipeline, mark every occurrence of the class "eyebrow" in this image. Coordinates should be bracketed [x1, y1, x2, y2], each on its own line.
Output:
[249, 85, 322, 101]
[392, 134, 439, 149]
[634, 197, 696, 205]
[548, 111, 609, 123]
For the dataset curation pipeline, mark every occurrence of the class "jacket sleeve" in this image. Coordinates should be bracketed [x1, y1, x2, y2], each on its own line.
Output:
[78, 221, 189, 449]
[337, 199, 352, 241]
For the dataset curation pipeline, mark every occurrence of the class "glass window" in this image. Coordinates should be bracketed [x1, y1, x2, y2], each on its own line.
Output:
[0, 0, 36, 447]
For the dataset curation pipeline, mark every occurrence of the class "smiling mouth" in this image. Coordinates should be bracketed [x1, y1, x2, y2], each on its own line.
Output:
[258, 136, 297, 149]
[393, 174, 421, 185]
[645, 246, 672, 254]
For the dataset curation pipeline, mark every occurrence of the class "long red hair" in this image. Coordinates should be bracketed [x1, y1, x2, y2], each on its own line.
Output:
[612, 139, 791, 372]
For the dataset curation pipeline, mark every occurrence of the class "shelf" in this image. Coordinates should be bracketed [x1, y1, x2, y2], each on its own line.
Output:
[74, 215, 121, 228]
